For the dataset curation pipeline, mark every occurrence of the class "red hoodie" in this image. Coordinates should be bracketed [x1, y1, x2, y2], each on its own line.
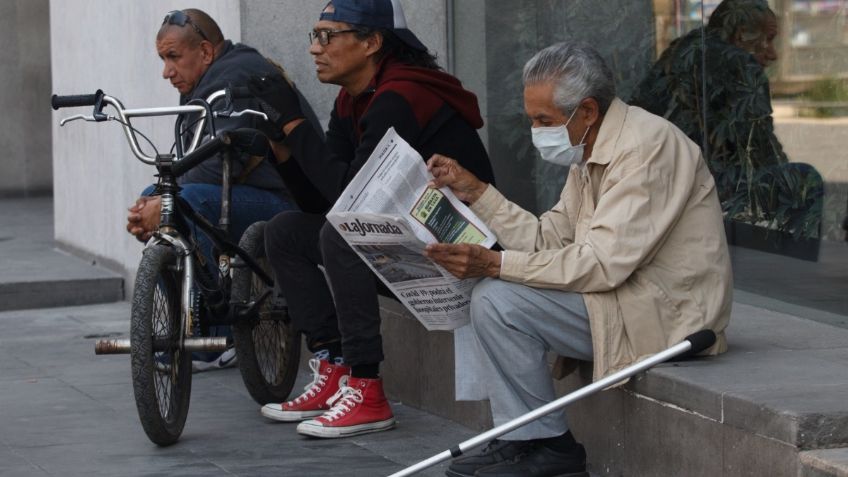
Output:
[335, 57, 484, 140]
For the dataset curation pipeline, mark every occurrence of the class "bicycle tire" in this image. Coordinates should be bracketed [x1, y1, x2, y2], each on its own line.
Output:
[130, 244, 192, 446]
[231, 221, 301, 405]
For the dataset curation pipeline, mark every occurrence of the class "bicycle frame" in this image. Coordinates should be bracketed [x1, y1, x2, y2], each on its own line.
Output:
[151, 156, 275, 333]
[55, 89, 275, 355]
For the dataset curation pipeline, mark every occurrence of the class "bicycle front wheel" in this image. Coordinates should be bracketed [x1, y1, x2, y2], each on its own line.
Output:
[130, 244, 192, 446]
[232, 221, 301, 405]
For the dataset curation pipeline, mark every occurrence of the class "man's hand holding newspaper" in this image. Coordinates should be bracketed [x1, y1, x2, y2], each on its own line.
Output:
[425, 153, 489, 204]
[423, 153, 501, 279]
[326, 128, 495, 331]
[422, 243, 501, 280]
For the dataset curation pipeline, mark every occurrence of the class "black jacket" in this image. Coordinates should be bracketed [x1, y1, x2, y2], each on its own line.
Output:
[279, 58, 495, 213]
[180, 41, 320, 191]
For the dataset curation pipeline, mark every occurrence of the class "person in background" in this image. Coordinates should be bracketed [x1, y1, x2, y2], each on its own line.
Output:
[631, 0, 823, 242]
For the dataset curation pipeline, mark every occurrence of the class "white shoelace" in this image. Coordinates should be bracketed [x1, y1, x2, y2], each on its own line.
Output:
[291, 358, 327, 404]
[321, 376, 363, 422]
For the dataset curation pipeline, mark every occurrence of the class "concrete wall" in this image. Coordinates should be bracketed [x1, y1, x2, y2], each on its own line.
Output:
[0, 0, 52, 197]
[483, 0, 655, 213]
[453, 0, 488, 147]
[50, 1, 241, 280]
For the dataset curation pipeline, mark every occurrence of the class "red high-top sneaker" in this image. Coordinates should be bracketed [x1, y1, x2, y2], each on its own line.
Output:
[296, 375, 395, 438]
[260, 358, 350, 422]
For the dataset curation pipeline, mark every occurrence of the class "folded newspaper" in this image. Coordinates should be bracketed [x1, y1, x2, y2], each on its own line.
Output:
[326, 128, 495, 331]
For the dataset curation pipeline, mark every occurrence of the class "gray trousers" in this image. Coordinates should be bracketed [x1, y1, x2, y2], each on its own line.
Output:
[455, 278, 593, 441]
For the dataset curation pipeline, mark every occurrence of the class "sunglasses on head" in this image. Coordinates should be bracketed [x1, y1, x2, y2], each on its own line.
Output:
[162, 10, 210, 42]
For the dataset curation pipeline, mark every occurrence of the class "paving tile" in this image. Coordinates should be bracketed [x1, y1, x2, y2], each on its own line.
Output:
[0, 302, 479, 477]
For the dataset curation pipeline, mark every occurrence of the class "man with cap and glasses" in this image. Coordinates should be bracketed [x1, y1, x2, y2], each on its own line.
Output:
[125, 8, 320, 372]
[249, 0, 495, 438]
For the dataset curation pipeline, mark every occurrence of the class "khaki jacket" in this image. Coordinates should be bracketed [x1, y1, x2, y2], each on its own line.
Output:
[470, 98, 732, 381]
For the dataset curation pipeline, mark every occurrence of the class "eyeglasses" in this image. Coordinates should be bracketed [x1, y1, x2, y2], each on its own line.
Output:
[163, 10, 210, 43]
[309, 28, 359, 46]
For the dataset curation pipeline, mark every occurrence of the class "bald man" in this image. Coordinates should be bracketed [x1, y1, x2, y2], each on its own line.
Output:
[126, 9, 318, 371]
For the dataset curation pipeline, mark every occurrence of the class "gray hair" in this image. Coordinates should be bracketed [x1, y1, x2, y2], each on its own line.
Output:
[522, 42, 616, 115]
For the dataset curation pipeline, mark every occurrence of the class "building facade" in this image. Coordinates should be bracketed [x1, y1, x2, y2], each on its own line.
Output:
[47, 1, 846, 321]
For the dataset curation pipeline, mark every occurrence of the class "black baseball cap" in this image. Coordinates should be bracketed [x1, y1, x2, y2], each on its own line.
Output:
[319, 0, 427, 52]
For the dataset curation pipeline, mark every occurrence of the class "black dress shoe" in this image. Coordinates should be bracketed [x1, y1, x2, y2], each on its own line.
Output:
[445, 439, 535, 477]
[474, 442, 589, 477]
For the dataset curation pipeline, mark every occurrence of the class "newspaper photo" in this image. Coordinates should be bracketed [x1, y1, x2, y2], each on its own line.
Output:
[326, 213, 480, 330]
[326, 128, 495, 330]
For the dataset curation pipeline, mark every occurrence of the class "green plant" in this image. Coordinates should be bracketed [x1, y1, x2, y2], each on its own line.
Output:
[800, 77, 848, 118]
[631, 28, 824, 239]
[804, 77, 848, 102]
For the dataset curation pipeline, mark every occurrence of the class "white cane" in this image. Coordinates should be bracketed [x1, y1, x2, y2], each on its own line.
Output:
[388, 330, 717, 477]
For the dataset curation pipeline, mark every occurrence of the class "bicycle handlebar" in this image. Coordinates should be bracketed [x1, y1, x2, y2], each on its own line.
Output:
[52, 90, 103, 110]
[52, 87, 264, 165]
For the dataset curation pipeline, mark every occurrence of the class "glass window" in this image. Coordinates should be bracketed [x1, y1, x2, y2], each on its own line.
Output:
[480, 0, 847, 324]
[637, 0, 848, 323]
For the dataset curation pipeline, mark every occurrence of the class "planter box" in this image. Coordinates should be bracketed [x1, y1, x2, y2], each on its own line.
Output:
[724, 219, 821, 262]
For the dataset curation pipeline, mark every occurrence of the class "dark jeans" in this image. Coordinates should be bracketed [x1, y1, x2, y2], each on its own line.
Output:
[265, 211, 384, 367]
[142, 183, 296, 270]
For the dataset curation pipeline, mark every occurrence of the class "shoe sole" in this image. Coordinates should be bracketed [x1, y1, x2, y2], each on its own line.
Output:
[296, 417, 396, 438]
[260, 406, 325, 422]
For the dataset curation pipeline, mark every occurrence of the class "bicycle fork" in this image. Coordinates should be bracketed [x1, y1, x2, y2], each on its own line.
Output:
[93, 234, 229, 356]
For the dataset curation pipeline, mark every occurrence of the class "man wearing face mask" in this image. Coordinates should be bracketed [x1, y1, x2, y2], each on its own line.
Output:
[425, 42, 732, 477]
[530, 105, 591, 167]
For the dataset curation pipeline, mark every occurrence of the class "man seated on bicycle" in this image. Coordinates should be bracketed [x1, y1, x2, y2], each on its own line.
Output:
[247, 0, 496, 439]
[125, 8, 319, 372]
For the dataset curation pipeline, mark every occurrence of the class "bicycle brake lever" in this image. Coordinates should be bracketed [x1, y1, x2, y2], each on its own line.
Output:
[59, 114, 118, 127]
[59, 115, 96, 126]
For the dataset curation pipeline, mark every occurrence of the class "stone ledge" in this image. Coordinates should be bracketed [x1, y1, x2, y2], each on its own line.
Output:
[376, 296, 848, 476]
[626, 302, 848, 450]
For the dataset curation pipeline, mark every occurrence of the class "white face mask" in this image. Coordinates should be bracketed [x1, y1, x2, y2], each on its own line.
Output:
[530, 107, 590, 167]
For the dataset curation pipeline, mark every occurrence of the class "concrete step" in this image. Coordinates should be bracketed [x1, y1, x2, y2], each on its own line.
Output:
[0, 197, 124, 311]
[376, 295, 848, 477]
[0, 251, 124, 311]
[800, 449, 848, 477]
